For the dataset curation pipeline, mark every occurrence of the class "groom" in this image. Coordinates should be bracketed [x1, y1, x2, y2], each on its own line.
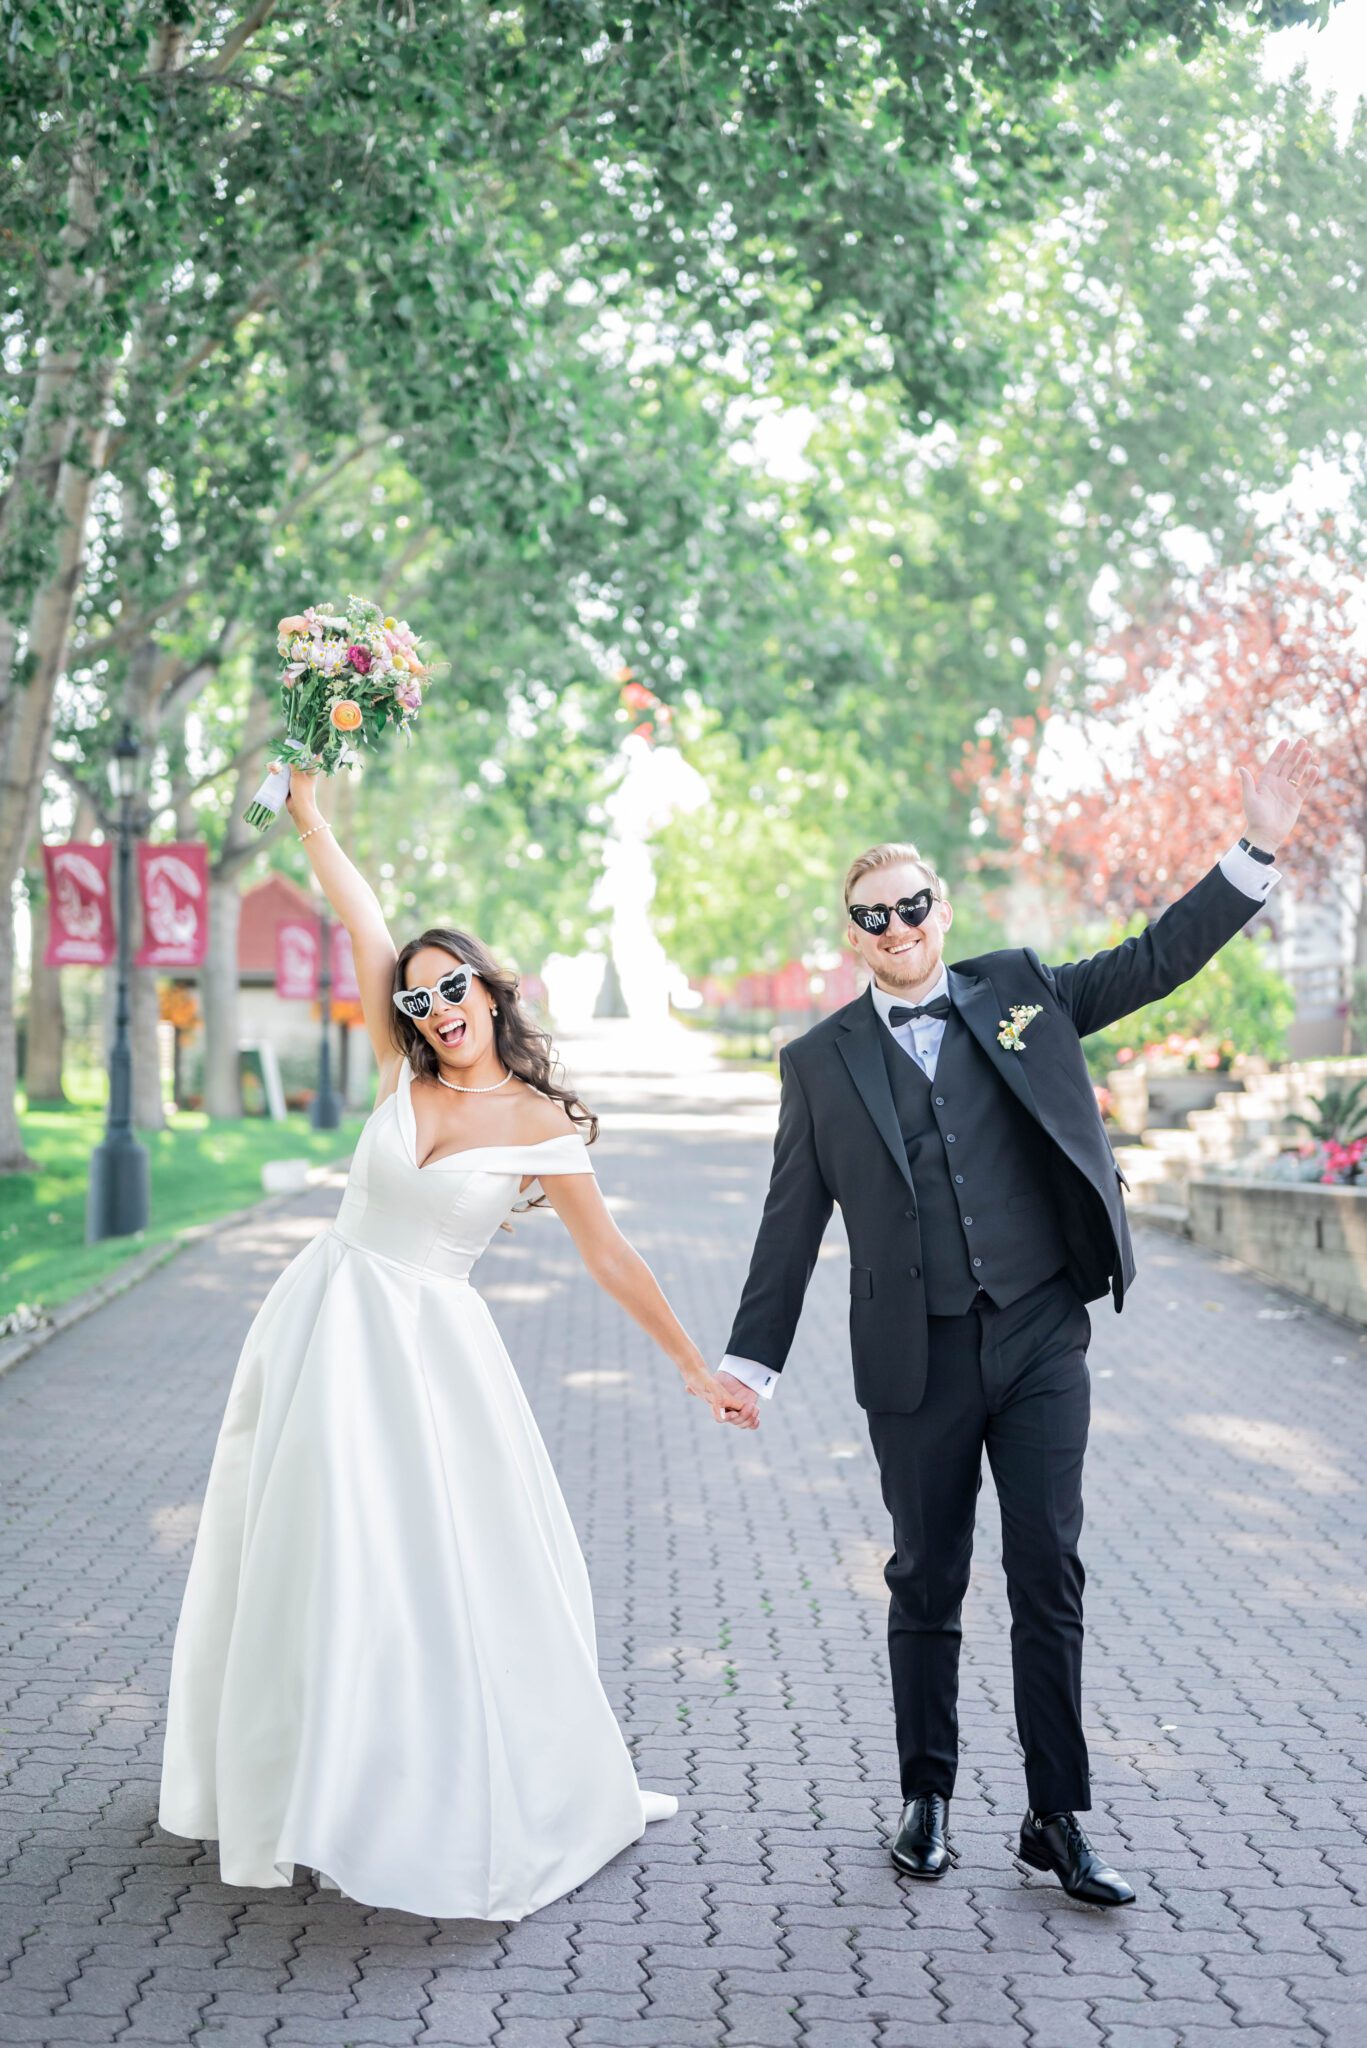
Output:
[716, 739, 1316, 1904]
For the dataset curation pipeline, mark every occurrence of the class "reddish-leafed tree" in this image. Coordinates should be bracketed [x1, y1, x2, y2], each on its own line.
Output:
[959, 526, 1367, 978]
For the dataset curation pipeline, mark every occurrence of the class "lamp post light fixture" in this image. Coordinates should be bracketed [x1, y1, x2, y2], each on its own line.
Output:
[87, 722, 152, 1242]
[310, 906, 343, 1131]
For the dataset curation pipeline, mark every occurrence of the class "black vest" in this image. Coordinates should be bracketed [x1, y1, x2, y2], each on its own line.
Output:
[878, 1011, 1069, 1315]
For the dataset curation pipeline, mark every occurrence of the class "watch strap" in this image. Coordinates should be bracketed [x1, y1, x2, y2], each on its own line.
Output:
[1238, 836, 1276, 865]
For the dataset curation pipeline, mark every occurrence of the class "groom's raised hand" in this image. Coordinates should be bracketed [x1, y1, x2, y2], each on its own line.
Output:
[1237, 736, 1318, 850]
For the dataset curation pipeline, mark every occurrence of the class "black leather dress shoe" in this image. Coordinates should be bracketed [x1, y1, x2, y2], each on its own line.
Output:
[1018, 1810, 1135, 1905]
[891, 1792, 951, 1878]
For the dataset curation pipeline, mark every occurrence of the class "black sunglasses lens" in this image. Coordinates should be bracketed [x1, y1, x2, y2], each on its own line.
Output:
[850, 905, 889, 934]
[403, 990, 431, 1019]
[897, 893, 933, 927]
[438, 971, 468, 1004]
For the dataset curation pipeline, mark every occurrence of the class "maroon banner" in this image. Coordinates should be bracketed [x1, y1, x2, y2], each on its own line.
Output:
[276, 918, 320, 1000]
[136, 842, 209, 968]
[331, 922, 360, 1002]
[43, 842, 115, 966]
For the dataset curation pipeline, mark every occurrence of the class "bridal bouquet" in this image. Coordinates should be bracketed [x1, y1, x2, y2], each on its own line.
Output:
[242, 595, 437, 832]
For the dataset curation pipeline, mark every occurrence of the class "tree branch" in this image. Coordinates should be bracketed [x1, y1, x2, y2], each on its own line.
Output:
[70, 574, 203, 667]
[207, 0, 280, 77]
[47, 757, 114, 838]
[156, 648, 230, 727]
[213, 693, 275, 877]
[275, 433, 390, 526]
[103, 279, 278, 467]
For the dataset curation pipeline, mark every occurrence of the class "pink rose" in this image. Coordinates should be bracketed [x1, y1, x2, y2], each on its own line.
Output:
[347, 644, 373, 674]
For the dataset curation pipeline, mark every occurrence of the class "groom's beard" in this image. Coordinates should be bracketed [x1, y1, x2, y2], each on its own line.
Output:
[873, 948, 943, 996]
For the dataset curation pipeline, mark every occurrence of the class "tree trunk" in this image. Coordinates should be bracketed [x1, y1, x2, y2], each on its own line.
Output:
[1, 892, 37, 1169]
[131, 963, 165, 1130]
[0, 375, 113, 1167]
[23, 876, 66, 1103]
[202, 873, 244, 1118]
[0, 22, 193, 1171]
[200, 693, 274, 1118]
[0, 132, 112, 1170]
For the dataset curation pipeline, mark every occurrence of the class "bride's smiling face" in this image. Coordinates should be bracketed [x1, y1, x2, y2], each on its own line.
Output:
[403, 944, 498, 1070]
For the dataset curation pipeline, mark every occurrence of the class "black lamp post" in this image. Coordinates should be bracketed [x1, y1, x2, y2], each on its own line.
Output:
[87, 723, 151, 1242]
[310, 905, 343, 1130]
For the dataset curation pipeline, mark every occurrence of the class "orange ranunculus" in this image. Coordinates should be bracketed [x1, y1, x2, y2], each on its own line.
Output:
[330, 699, 363, 731]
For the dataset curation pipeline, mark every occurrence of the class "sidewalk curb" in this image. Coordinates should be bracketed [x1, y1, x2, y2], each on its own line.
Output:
[0, 1157, 352, 1385]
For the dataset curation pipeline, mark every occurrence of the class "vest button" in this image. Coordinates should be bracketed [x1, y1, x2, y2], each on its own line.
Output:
[908, 1265, 920, 1279]
[934, 1095, 945, 1106]
[964, 1216, 974, 1226]
[945, 1132, 956, 1142]
[972, 1257, 983, 1268]
[954, 1173, 964, 1184]
[904, 1208, 916, 1220]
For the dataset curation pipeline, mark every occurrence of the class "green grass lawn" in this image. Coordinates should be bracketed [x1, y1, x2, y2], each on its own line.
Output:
[0, 1102, 363, 1321]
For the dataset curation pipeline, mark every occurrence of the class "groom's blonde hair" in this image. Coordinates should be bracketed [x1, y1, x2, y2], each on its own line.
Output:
[843, 842, 948, 911]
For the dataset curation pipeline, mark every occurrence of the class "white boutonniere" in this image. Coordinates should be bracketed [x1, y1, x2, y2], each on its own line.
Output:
[997, 1003, 1044, 1052]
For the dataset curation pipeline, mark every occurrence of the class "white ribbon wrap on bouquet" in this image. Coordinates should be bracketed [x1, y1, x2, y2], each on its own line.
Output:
[246, 760, 292, 822]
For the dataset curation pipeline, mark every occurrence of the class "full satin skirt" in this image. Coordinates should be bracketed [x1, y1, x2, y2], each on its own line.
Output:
[157, 1230, 658, 1920]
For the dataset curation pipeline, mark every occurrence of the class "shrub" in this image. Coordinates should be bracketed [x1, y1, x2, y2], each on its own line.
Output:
[1080, 930, 1294, 1078]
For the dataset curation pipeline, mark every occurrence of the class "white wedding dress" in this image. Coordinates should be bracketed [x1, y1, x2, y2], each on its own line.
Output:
[158, 1061, 677, 1920]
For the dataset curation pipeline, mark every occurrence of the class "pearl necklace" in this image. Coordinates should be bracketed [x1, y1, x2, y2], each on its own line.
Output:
[435, 1067, 513, 1094]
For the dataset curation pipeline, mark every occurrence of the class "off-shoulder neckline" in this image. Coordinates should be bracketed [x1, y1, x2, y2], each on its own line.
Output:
[395, 1061, 589, 1173]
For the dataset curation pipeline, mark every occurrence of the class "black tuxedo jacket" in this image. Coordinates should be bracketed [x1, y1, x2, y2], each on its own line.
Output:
[725, 861, 1265, 1413]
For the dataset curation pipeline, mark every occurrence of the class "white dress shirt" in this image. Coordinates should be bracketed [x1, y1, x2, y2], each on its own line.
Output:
[718, 839, 1281, 1400]
[869, 962, 951, 1080]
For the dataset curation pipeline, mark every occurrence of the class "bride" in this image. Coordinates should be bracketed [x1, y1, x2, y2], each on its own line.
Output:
[157, 771, 751, 1921]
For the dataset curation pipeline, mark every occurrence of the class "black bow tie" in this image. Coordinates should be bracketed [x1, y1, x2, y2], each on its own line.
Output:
[888, 995, 951, 1027]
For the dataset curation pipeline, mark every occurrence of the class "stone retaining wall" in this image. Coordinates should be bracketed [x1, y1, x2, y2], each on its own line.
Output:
[1187, 1176, 1367, 1326]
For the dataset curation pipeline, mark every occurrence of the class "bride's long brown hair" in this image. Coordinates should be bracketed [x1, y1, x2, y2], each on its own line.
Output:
[390, 928, 598, 1205]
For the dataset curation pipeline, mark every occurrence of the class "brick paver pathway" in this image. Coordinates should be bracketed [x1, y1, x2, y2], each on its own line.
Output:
[3, 1030, 1366, 2048]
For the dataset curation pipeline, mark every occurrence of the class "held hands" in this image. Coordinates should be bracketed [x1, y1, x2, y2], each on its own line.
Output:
[1237, 737, 1318, 852]
[713, 1367, 761, 1429]
[680, 1357, 761, 1429]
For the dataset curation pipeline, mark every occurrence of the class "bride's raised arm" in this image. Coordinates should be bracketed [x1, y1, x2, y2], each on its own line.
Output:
[286, 768, 400, 1084]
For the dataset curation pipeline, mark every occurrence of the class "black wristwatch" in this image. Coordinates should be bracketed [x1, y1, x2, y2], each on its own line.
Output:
[1238, 836, 1276, 865]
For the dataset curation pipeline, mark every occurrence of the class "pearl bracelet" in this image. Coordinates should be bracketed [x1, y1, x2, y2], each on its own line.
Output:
[297, 822, 331, 844]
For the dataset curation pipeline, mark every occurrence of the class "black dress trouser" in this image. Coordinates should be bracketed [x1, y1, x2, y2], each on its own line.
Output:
[864, 1269, 1093, 1816]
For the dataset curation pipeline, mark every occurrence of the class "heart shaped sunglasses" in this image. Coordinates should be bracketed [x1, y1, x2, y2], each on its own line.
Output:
[846, 887, 937, 936]
[392, 966, 474, 1021]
